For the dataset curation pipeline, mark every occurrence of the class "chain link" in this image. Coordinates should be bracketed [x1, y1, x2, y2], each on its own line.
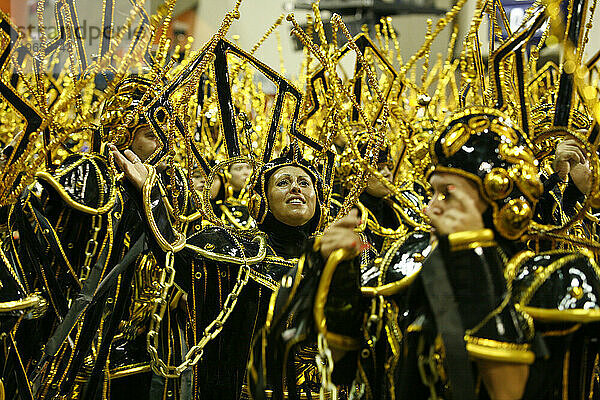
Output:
[147, 228, 252, 378]
[348, 382, 365, 400]
[316, 333, 338, 400]
[80, 214, 102, 282]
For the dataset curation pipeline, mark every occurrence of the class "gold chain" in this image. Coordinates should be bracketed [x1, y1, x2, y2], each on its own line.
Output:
[80, 214, 103, 282]
[147, 229, 253, 378]
[316, 333, 338, 400]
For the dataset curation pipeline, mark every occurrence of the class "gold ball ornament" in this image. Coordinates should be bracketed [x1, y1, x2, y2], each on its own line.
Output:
[495, 198, 533, 240]
[484, 168, 513, 200]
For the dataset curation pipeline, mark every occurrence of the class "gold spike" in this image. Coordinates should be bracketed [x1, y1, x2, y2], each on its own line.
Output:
[312, 1, 329, 49]
[386, 16, 403, 67]
[401, 0, 468, 79]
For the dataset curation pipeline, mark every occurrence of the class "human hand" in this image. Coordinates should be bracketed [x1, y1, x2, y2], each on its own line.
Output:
[570, 158, 591, 194]
[109, 144, 149, 190]
[553, 139, 586, 181]
[319, 209, 362, 259]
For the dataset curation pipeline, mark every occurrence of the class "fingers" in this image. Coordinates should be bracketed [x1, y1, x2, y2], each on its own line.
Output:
[331, 208, 360, 230]
[557, 140, 585, 164]
[110, 147, 128, 171]
[109, 145, 141, 170]
[124, 149, 142, 164]
[319, 209, 363, 258]
[571, 143, 585, 164]
[320, 231, 361, 259]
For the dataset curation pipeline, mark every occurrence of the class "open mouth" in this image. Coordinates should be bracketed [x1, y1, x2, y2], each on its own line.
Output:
[286, 196, 305, 205]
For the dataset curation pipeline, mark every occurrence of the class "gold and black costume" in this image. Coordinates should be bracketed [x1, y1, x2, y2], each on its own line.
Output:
[253, 103, 600, 398]
[0, 0, 600, 399]
[139, 145, 328, 399]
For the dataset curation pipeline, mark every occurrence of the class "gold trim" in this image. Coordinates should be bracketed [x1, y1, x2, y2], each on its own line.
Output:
[184, 234, 267, 266]
[108, 363, 151, 379]
[313, 236, 322, 252]
[266, 255, 305, 330]
[220, 204, 256, 230]
[504, 250, 535, 283]
[451, 240, 497, 252]
[361, 270, 421, 297]
[520, 306, 600, 322]
[185, 210, 202, 223]
[263, 256, 297, 269]
[169, 286, 184, 310]
[142, 166, 186, 252]
[313, 248, 360, 350]
[541, 323, 582, 337]
[465, 336, 534, 364]
[247, 269, 279, 291]
[0, 293, 44, 313]
[240, 385, 331, 399]
[355, 201, 369, 232]
[447, 229, 494, 251]
[384, 301, 402, 396]
[35, 170, 117, 215]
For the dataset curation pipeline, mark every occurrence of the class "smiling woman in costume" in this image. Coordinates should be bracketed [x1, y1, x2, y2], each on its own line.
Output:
[112, 143, 324, 399]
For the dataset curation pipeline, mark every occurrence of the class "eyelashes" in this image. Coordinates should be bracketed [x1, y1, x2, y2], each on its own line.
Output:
[276, 178, 311, 187]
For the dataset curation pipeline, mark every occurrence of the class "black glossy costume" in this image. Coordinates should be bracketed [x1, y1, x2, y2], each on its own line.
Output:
[252, 108, 600, 400]
[140, 148, 325, 400]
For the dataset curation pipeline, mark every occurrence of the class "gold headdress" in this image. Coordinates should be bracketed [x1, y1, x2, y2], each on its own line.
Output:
[100, 76, 161, 150]
[0, 0, 177, 206]
[428, 0, 600, 241]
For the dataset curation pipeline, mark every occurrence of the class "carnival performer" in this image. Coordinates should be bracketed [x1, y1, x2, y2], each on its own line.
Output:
[534, 136, 596, 245]
[256, 107, 600, 400]
[99, 76, 194, 400]
[0, 75, 192, 400]
[212, 161, 257, 230]
[112, 142, 324, 399]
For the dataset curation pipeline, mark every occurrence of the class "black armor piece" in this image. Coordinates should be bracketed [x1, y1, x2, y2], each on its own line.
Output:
[510, 250, 600, 399]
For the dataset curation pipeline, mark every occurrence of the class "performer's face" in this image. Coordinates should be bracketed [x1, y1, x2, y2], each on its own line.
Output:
[365, 163, 392, 198]
[130, 125, 158, 162]
[228, 162, 252, 192]
[192, 170, 206, 193]
[426, 172, 488, 234]
[192, 171, 222, 201]
[267, 166, 317, 227]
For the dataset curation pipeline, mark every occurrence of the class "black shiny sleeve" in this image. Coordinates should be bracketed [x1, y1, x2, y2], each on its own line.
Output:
[562, 180, 585, 217]
[439, 229, 535, 364]
[535, 172, 562, 225]
[320, 253, 364, 343]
